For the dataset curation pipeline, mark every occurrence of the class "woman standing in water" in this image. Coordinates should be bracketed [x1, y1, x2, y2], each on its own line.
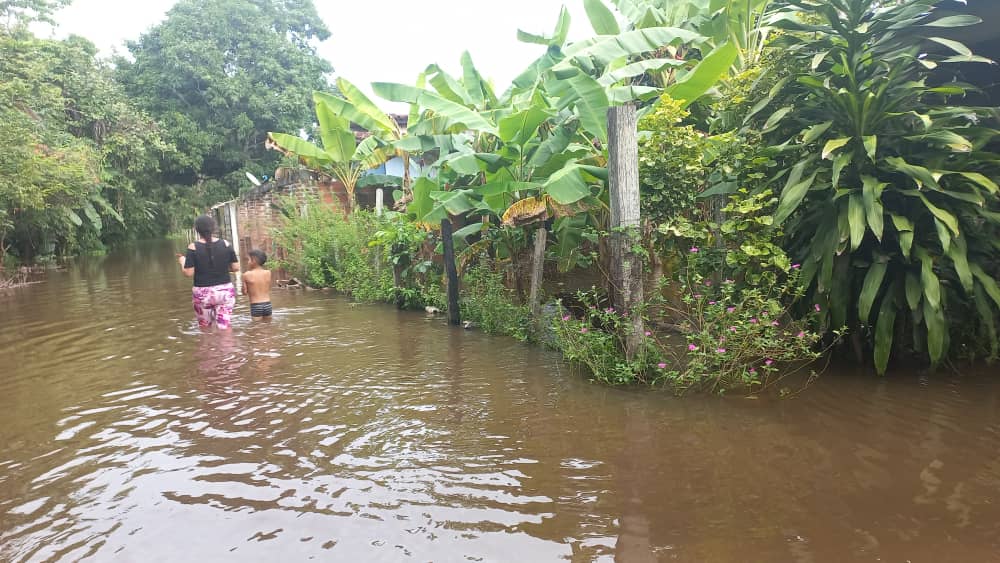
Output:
[177, 215, 240, 330]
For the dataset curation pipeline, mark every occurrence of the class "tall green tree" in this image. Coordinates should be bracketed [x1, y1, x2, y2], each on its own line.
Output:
[115, 0, 333, 205]
[0, 0, 69, 29]
[1, 28, 169, 262]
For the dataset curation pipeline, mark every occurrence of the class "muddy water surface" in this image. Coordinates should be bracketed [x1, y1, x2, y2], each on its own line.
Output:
[2, 242, 1000, 562]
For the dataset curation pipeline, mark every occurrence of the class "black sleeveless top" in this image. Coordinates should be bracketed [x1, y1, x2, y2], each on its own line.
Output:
[184, 239, 238, 287]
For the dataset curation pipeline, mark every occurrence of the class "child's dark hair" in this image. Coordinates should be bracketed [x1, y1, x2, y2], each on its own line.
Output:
[249, 249, 267, 266]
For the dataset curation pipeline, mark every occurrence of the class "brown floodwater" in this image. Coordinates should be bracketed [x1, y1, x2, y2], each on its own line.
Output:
[2, 241, 1000, 562]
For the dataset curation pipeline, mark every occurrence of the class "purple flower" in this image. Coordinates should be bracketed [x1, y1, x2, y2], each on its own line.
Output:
[765, 359, 774, 366]
[716, 348, 727, 354]
[605, 307, 615, 314]
[797, 331, 805, 338]
[644, 331, 652, 337]
[694, 294, 703, 299]
[792, 263, 801, 269]
[562, 315, 571, 321]
[690, 247, 699, 253]
[814, 304, 822, 312]
[580, 328, 589, 334]
[657, 362, 667, 369]
[750, 318, 758, 324]
[749, 368, 757, 374]
[761, 311, 769, 317]
[688, 344, 699, 351]
[704, 280, 712, 286]
[729, 326, 737, 332]
[771, 320, 780, 327]
[726, 307, 736, 313]
[709, 301, 717, 305]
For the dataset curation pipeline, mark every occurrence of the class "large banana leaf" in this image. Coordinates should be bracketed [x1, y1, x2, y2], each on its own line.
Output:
[528, 125, 575, 170]
[353, 136, 389, 170]
[460, 51, 492, 108]
[561, 27, 703, 69]
[313, 97, 355, 163]
[518, 5, 572, 46]
[598, 58, 685, 86]
[544, 163, 593, 205]
[407, 177, 437, 222]
[498, 106, 552, 146]
[583, 0, 621, 35]
[267, 132, 333, 167]
[545, 70, 609, 143]
[372, 82, 498, 135]
[91, 193, 124, 224]
[665, 41, 739, 107]
[425, 64, 473, 106]
[82, 201, 102, 232]
[335, 78, 399, 134]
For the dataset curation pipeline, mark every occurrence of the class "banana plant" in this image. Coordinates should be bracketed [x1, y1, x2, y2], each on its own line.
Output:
[308, 78, 416, 205]
[749, 0, 1000, 373]
[373, 52, 610, 273]
[267, 92, 389, 211]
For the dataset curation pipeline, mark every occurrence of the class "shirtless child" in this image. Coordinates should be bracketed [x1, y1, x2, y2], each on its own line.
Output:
[242, 249, 273, 319]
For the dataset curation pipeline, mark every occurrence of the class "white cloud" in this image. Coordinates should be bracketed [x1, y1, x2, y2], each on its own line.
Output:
[43, 0, 592, 109]
[313, 0, 589, 107]
[38, 0, 176, 56]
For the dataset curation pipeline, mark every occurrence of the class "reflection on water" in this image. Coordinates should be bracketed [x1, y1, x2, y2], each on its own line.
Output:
[2, 241, 1000, 561]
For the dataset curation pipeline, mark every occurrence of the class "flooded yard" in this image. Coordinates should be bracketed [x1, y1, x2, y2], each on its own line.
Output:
[2, 243, 999, 562]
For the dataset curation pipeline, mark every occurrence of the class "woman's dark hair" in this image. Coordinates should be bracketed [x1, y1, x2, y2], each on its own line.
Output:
[249, 249, 267, 266]
[194, 215, 217, 266]
[194, 215, 216, 242]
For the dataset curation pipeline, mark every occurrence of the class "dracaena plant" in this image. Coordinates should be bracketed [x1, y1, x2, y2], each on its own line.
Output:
[748, 0, 1000, 373]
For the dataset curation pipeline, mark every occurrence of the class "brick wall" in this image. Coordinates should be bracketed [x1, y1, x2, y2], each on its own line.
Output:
[232, 180, 350, 280]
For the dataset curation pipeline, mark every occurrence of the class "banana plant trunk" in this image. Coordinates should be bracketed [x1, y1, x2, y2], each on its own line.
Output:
[607, 104, 644, 360]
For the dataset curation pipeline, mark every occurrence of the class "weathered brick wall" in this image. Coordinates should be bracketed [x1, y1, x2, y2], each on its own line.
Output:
[233, 180, 350, 279]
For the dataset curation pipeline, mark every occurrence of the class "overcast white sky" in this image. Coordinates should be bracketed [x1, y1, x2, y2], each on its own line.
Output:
[39, 0, 590, 107]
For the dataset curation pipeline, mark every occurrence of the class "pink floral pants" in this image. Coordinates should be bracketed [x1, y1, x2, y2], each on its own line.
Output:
[192, 283, 236, 329]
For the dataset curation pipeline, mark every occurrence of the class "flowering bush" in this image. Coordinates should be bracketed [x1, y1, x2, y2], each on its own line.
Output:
[551, 291, 671, 385]
[669, 270, 828, 393]
[657, 189, 840, 392]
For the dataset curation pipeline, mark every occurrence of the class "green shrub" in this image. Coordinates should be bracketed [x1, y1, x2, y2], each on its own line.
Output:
[274, 200, 448, 309]
[273, 198, 392, 299]
[638, 96, 708, 225]
[749, 0, 1000, 372]
[670, 262, 827, 393]
[460, 263, 531, 340]
[551, 291, 667, 385]
[659, 189, 836, 392]
[369, 212, 445, 309]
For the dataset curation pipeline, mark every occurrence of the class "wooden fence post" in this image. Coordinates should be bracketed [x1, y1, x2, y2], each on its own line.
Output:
[441, 218, 461, 326]
[607, 103, 644, 360]
[528, 226, 547, 338]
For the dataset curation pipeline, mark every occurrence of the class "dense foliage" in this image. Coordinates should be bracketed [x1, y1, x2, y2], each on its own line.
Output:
[116, 0, 333, 212]
[749, 0, 1000, 372]
[0, 28, 168, 263]
[1, 0, 333, 267]
[637, 96, 708, 225]
[264, 0, 999, 391]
